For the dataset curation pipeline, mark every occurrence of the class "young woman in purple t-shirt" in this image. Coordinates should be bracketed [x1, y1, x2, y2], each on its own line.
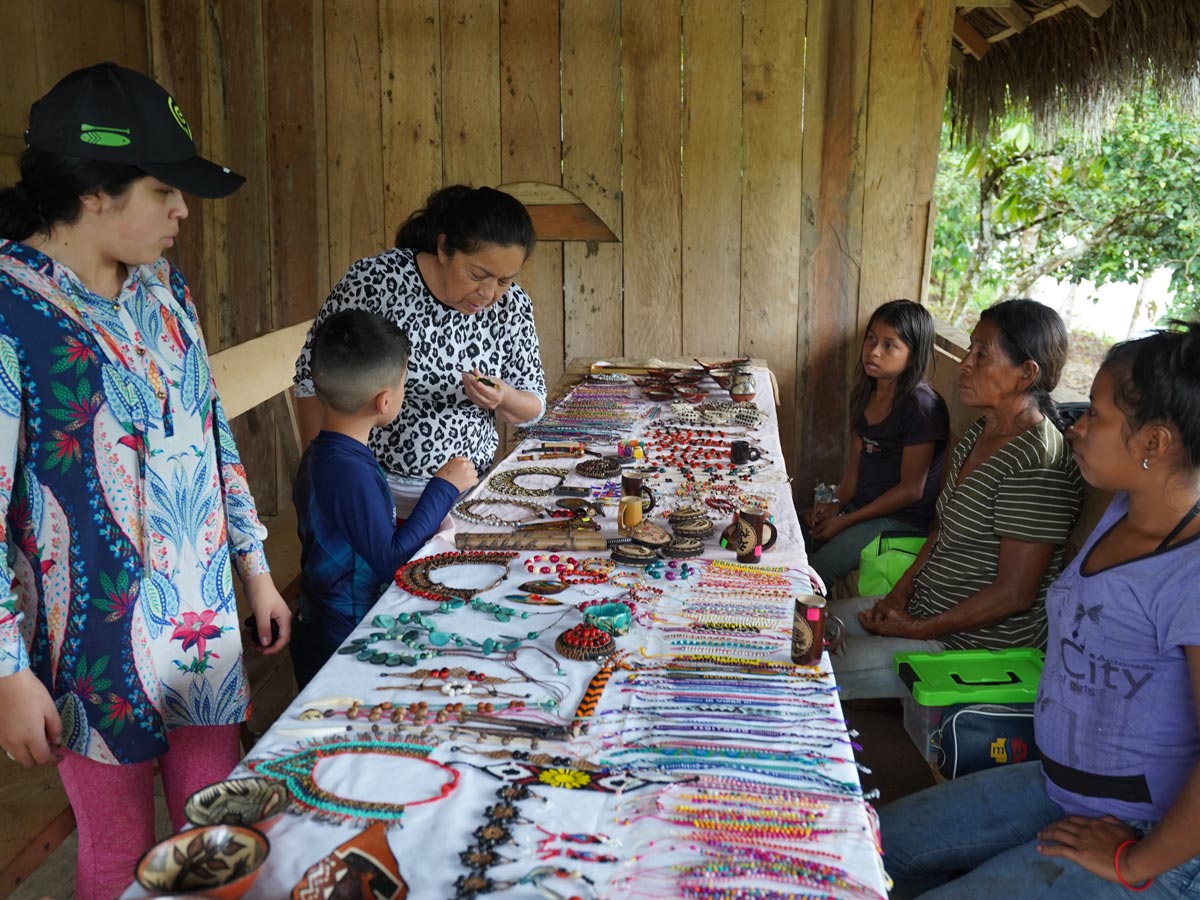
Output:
[879, 323, 1200, 898]
[806, 299, 949, 591]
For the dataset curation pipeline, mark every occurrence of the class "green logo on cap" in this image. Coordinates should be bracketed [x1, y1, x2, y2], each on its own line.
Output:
[168, 97, 192, 140]
[79, 124, 131, 147]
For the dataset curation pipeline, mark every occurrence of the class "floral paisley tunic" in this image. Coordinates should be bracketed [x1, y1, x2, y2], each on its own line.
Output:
[0, 240, 269, 765]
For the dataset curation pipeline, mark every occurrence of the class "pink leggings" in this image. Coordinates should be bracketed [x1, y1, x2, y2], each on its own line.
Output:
[57, 724, 242, 900]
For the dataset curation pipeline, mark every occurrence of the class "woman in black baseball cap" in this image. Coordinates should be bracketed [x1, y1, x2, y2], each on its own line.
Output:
[0, 63, 289, 899]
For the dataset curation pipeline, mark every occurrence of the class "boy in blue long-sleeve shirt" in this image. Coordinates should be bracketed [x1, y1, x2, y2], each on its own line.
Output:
[290, 310, 478, 688]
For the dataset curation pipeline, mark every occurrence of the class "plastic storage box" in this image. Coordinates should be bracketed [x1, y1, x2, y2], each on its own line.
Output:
[893, 648, 1044, 763]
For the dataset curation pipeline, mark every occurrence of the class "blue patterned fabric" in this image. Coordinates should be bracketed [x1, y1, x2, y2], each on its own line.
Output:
[0, 240, 269, 764]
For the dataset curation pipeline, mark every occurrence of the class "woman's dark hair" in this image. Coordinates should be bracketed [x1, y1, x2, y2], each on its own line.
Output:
[394, 185, 535, 258]
[0, 148, 144, 241]
[849, 299, 937, 422]
[1102, 321, 1200, 470]
[978, 298, 1069, 427]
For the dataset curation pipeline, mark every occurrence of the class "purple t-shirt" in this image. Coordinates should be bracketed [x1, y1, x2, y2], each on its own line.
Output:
[851, 383, 949, 530]
[1037, 492, 1200, 822]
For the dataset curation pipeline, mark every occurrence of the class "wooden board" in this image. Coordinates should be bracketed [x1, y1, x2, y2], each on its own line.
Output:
[325, 0, 385, 277]
[148, 0, 220, 346]
[620, 0, 682, 358]
[740, 0, 805, 452]
[441, 0, 501, 187]
[500, 0, 565, 389]
[859, 0, 955, 323]
[381, 0, 443, 236]
[266, 0, 330, 322]
[562, 0, 623, 362]
[794, 0, 871, 496]
[682, 0, 743, 358]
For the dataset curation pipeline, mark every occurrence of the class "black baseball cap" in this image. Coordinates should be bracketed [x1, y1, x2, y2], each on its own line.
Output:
[24, 62, 244, 199]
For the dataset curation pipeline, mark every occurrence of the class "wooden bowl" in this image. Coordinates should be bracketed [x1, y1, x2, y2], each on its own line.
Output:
[184, 777, 289, 828]
[136, 825, 269, 899]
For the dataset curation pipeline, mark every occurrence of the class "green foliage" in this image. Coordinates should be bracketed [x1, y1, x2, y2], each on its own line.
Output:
[932, 93, 1200, 320]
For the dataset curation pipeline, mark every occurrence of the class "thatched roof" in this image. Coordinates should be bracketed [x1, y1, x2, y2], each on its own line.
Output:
[949, 0, 1200, 142]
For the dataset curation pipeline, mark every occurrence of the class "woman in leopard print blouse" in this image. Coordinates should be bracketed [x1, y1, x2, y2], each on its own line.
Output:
[294, 185, 547, 515]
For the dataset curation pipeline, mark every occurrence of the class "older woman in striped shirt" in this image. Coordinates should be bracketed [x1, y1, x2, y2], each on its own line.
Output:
[832, 299, 1083, 700]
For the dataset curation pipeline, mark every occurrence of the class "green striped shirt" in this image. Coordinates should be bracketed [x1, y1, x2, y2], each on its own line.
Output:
[908, 416, 1083, 650]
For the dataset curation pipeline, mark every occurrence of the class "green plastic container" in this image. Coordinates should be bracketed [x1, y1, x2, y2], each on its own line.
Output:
[893, 649, 1045, 763]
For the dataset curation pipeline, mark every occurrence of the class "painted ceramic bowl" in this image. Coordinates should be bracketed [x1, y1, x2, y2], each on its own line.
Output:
[674, 386, 707, 403]
[136, 825, 269, 899]
[708, 368, 733, 389]
[184, 776, 289, 828]
[643, 387, 675, 402]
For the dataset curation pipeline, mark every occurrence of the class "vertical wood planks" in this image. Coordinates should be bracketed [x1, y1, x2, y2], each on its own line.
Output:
[741, 0, 805, 451]
[266, 0, 329, 324]
[209, 1, 278, 512]
[859, 0, 955, 324]
[794, 0, 871, 496]
[501, 0, 564, 389]
[441, 0, 501, 188]
[682, 0, 743, 359]
[621, 0, 682, 358]
[381, 0, 443, 235]
[147, 0, 221, 348]
[561, 0, 622, 362]
[324, 0, 384, 279]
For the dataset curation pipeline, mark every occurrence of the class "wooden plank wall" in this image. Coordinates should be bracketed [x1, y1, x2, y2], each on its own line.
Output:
[4, 0, 954, 511]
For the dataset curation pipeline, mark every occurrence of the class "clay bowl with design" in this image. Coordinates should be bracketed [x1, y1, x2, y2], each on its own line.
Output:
[708, 368, 733, 390]
[136, 825, 269, 899]
[643, 387, 675, 402]
[184, 776, 289, 829]
[669, 370, 705, 384]
[673, 385, 708, 403]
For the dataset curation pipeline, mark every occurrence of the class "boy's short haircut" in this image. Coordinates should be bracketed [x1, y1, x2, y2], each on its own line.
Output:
[310, 309, 411, 414]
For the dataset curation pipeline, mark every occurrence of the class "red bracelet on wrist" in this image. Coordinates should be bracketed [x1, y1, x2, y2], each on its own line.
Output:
[1114, 839, 1153, 892]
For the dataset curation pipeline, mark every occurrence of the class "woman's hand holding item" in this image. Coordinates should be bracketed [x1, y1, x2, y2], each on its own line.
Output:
[244, 573, 292, 655]
[0, 668, 63, 766]
[463, 368, 505, 410]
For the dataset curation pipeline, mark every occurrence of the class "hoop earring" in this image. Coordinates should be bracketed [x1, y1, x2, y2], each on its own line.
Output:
[1143, 458, 1150, 470]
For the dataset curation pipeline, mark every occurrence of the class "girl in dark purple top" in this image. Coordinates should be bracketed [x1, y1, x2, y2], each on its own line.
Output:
[807, 299, 949, 590]
[880, 322, 1200, 898]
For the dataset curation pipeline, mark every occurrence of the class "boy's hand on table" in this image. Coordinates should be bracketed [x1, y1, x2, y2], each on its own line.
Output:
[436, 457, 479, 493]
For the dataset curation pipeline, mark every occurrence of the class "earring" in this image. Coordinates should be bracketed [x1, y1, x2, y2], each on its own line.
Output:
[1142, 458, 1150, 470]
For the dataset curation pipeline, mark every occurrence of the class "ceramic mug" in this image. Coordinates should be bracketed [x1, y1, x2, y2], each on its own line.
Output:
[730, 440, 762, 466]
[621, 472, 656, 514]
[720, 509, 778, 559]
[617, 494, 644, 533]
[733, 505, 767, 564]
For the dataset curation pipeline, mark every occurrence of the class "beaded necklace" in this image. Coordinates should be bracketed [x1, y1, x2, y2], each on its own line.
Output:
[486, 466, 570, 498]
[454, 498, 554, 527]
[395, 551, 518, 603]
[245, 735, 455, 827]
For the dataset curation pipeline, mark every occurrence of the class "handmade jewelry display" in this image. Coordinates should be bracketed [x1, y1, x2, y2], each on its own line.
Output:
[555, 624, 616, 661]
[395, 551, 518, 603]
[454, 498, 552, 527]
[486, 467, 569, 498]
[574, 456, 621, 479]
[237, 352, 886, 899]
[246, 736, 456, 827]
